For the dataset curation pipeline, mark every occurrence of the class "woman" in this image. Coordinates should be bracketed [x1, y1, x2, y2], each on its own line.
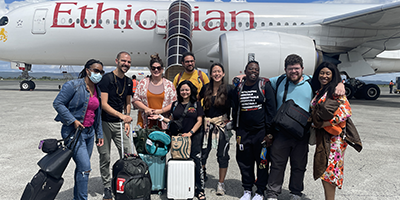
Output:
[198, 63, 233, 196]
[310, 62, 352, 200]
[132, 54, 177, 129]
[150, 80, 206, 200]
[53, 59, 105, 200]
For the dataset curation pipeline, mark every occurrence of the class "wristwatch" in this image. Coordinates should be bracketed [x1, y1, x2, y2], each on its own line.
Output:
[267, 134, 273, 139]
[190, 130, 194, 134]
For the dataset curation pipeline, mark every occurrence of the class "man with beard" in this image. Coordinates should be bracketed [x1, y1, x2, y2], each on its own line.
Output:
[173, 52, 210, 93]
[266, 54, 344, 200]
[97, 51, 133, 200]
[231, 61, 276, 200]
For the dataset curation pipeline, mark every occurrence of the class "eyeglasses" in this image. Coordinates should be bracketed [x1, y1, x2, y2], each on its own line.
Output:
[89, 68, 105, 75]
[184, 60, 195, 64]
[151, 66, 162, 71]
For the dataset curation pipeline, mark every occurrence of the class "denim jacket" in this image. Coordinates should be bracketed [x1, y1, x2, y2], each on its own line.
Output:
[53, 78, 103, 139]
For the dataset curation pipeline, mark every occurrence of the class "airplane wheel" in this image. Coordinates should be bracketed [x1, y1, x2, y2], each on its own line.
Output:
[29, 81, 36, 90]
[20, 80, 31, 91]
[363, 84, 380, 100]
[344, 83, 355, 99]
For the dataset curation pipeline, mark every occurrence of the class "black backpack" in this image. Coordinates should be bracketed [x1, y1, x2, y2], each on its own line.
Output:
[112, 155, 152, 200]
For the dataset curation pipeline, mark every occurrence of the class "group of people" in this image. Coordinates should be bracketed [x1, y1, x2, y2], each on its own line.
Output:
[52, 50, 357, 200]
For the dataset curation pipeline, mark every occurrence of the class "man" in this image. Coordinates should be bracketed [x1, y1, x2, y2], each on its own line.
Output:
[389, 80, 394, 93]
[97, 51, 133, 200]
[266, 54, 344, 200]
[131, 75, 138, 96]
[173, 52, 210, 93]
[232, 61, 276, 200]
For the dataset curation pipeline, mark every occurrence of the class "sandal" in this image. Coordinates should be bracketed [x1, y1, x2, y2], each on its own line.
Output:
[196, 192, 206, 200]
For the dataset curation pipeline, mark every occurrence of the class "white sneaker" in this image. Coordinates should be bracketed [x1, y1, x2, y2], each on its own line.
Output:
[266, 198, 278, 200]
[216, 182, 226, 195]
[252, 193, 264, 200]
[240, 190, 252, 200]
[289, 194, 302, 200]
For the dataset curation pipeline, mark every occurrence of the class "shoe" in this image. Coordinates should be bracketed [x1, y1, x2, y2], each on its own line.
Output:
[289, 193, 302, 200]
[196, 191, 206, 200]
[252, 193, 264, 200]
[103, 187, 112, 200]
[216, 182, 226, 196]
[266, 198, 278, 200]
[240, 190, 252, 200]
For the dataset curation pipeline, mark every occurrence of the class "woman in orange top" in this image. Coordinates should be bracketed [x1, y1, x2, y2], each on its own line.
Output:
[132, 54, 177, 129]
[310, 62, 352, 200]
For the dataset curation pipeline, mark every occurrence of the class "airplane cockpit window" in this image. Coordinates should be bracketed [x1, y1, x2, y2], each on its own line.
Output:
[0, 16, 9, 26]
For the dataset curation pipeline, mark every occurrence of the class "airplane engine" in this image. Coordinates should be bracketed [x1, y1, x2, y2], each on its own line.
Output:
[219, 30, 318, 81]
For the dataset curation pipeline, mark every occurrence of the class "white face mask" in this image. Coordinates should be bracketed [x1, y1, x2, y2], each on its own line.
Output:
[89, 72, 102, 84]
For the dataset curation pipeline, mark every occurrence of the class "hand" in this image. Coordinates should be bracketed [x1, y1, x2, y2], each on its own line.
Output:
[148, 114, 160, 120]
[262, 134, 273, 148]
[144, 109, 154, 116]
[73, 120, 85, 129]
[182, 132, 192, 137]
[97, 138, 104, 147]
[121, 115, 132, 123]
[334, 82, 345, 96]
[124, 123, 130, 137]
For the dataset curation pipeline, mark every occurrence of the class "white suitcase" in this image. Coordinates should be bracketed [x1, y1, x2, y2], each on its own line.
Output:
[167, 160, 195, 199]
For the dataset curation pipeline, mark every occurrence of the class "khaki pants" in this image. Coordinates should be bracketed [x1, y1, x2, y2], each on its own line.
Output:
[97, 121, 130, 188]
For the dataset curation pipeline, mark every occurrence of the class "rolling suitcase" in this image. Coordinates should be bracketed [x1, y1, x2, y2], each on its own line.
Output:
[20, 170, 63, 200]
[112, 122, 152, 200]
[139, 153, 166, 194]
[167, 159, 195, 199]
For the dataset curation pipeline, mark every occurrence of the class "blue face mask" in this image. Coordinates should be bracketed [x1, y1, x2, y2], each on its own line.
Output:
[89, 72, 102, 84]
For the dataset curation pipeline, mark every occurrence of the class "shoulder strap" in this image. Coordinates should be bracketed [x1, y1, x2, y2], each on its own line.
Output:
[177, 71, 184, 85]
[258, 78, 269, 102]
[197, 70, 205, 85]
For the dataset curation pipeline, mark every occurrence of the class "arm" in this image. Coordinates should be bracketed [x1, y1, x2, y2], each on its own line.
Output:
[263, 82, 277, 147]
[334, 82, 345, 96]
[101, 92, 132, 124]
[182, 116, 203, 137]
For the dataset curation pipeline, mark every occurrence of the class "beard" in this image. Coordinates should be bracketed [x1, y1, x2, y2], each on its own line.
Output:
[287, 73, 303, 84]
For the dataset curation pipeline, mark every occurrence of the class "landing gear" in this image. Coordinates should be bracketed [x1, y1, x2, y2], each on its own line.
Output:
[20, 80, 36, 91]
[16, 63, 36, 91]
[345, 78, 380, 100]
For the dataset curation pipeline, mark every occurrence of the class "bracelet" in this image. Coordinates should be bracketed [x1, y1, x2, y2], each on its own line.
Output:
[161, 107, 164, 113]
[158, 114, 164, 122]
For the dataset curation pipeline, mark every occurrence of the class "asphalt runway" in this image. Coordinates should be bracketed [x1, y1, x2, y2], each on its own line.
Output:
[1, 80, 399, 200]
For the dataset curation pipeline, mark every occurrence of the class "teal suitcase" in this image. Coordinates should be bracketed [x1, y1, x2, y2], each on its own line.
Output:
[139, 153, 166, 194]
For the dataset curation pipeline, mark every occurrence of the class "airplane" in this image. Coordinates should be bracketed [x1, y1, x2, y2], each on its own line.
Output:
[1, 0, 400, 100]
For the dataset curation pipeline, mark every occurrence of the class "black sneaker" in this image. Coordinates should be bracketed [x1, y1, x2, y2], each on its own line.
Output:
[103, 187, 112, 200]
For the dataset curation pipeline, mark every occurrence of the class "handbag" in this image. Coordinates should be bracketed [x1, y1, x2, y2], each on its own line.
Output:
[134, 125, 161, 154]
[272, 79, 310, 140]
[168, 102, 191, 135]
[37, 128, 82, 179]
[309, 127, 316, 145]
[145, 131, 171, 156]
[170, 134, 191, 159]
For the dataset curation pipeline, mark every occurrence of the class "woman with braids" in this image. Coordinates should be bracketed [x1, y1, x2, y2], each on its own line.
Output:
[132, 54, 177, 129]
[53, 59, 105, 200]
[198, 63, 234, 196]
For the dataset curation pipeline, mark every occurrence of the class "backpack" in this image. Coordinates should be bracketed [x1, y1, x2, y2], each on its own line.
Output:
[177, 69, 205, 86]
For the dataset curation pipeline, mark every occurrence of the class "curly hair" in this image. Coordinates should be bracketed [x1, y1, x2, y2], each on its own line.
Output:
[176, 80, 197, 104]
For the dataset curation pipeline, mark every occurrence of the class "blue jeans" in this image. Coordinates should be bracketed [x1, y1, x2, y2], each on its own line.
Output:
[62, 126, 95, 200]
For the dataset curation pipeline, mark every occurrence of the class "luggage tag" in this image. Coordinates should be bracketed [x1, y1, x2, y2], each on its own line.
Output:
[236, 136, 244, 151]
[146, 138, 153, 146]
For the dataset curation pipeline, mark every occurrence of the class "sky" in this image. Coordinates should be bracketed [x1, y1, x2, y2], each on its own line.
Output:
[1, 0, 400, 81]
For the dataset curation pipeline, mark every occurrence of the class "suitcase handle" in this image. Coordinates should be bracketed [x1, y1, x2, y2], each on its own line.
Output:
[120, 122, 138, 158]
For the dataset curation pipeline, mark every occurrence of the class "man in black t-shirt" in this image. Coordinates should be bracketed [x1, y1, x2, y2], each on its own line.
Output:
[97, 51, 133, 200]
[231, 61, 276, 200]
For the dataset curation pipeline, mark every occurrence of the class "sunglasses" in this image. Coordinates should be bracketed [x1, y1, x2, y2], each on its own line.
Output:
[151, 66, 162, 71]
[89, 68, 105, 75]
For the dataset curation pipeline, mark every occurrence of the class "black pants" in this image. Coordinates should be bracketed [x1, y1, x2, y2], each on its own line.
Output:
[266, 132, 309, 198]
[236, 128, 268, 195]
[201, 124, 230, 168]
[190, 131, 205, 194]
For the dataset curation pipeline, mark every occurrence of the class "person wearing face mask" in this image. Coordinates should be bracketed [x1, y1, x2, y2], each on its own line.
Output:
[231, 61, 277, 200]
[97, 51, 133, 200]
[132, 54, 177, 129]
[53, 59, 105, 200]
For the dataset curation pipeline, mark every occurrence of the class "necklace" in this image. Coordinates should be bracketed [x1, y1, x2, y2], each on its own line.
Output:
[114, 73, 126, 97]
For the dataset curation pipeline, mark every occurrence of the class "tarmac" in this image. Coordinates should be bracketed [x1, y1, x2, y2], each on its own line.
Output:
[1, 80, 400, 200]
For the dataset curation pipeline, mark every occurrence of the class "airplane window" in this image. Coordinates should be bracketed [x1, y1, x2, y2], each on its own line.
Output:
[0, 16, 8, 26]
[113, 19, 118, 25]
[216, 21, 220, 27]
[61, 18, 66, 24]
[143, 20, 146, 26]
[128, 20, 132, 25]
[194, 21, 198, 27]
[106, 19, 110, 25]
[269, 22, 273, 26]
[285, 22, 289, 26]
[209, 21, 213, 27]
[135, 20, 139, 25]
[98, 19, 102, 24]
[91, 19, 95, 24]
[293, 22, 297, 26]
[238, 22, 242, 27]
[150, 20, 154, 26]
[76, 18, 80, 24]
[277, 22, 281, 26]
[261, 22, 265, 27]
[202, 21, 205, 27]
[224, 22, 227, 27]
[121, 19, 125, 25]
[301, 22, 305, 25]
[231, 22, 235, 27]
[69, 18, 73, 24]
[245, 22, 249, 27]
[84, 19, 87, 24]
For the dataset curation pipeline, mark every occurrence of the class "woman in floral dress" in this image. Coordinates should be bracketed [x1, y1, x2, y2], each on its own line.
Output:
[309, 62, 352, 200]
